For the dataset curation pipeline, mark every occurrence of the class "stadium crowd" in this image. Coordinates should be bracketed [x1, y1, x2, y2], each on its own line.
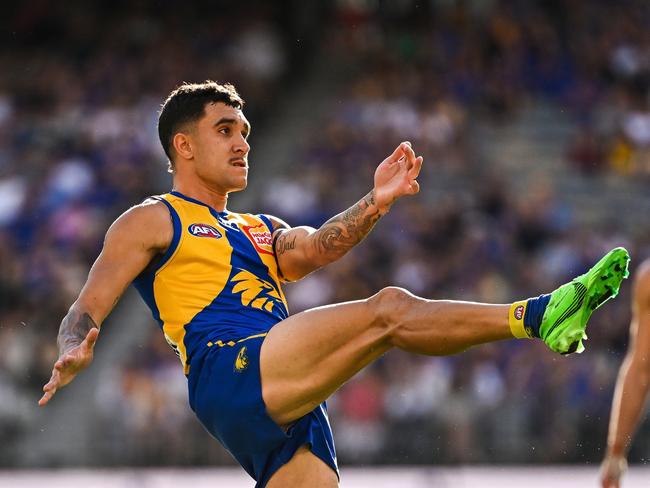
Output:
[2, 0, 649, 468]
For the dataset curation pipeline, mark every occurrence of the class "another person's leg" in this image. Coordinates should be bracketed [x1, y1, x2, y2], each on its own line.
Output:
[261, 247, 630, 425]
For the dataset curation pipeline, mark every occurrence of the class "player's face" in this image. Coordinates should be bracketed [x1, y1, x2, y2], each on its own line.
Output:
[190, 102, 251, 193]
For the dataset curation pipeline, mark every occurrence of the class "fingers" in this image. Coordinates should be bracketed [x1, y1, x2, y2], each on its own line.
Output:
[387, 142, 407, 163]
[408, 156, 423, 179]
[38, 390, 55, 406]
[39, 386, 57, 406]
[403, 143, 417, 169]
[39, 370, 60, 406]
[81, 327, 99, 353]
[38, 328, 100, 407]
[57, 352, 82, 372]
[44, 365, 61, 389]
[38, 350, 81, 407]
[601, 456, 626, 488]
[387, 141, 421, 167]
[602, 475, 620, 488]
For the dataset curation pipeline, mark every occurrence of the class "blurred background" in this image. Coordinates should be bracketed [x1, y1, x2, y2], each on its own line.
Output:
[1, 0, 650, 483]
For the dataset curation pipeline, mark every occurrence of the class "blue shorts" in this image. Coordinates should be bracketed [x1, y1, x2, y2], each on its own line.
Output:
[187, 334, 338, 487]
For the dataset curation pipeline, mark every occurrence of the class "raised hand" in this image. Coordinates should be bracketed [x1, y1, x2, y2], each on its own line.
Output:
[600, 455, 627, 488]
[373, 141, 423, 211]
[38, 327, 99, 406]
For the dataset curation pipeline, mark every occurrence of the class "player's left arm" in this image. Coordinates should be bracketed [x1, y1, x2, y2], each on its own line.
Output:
[269, 141, 423, 282]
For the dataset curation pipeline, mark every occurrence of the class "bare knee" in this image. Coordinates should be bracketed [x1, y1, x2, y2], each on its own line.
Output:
[369, 286, 417, 333]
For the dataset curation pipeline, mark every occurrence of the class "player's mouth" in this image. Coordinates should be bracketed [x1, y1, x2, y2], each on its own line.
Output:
[230, 158, 247, 168]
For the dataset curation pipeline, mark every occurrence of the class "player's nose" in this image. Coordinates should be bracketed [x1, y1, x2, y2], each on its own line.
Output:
[233, 134, 250, 154]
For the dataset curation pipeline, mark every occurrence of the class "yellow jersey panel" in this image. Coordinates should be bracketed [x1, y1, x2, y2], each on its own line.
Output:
[133, 191, 289, 374]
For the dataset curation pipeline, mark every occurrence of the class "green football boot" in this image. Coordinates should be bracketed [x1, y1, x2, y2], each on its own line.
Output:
[540, 247, 630, 354]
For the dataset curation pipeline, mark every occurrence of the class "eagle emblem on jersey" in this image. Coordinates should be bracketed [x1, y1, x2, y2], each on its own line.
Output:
[234, 346, 249, 373]
[231, 269, 283, 312]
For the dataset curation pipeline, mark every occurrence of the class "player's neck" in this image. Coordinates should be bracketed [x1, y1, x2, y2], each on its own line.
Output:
[172, 180, 229, 212]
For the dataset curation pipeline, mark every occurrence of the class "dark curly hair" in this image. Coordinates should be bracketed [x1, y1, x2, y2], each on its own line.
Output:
[158, 81, 244, 172]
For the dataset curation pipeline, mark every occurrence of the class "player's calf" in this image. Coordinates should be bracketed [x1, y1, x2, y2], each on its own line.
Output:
[369, 286, 506, 355]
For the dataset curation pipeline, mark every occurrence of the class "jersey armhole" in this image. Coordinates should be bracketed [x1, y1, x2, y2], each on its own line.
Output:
[259, 214, 292, 283]
[151, 196, 182, 275]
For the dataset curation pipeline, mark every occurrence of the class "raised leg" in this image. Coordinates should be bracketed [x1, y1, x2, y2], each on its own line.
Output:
[260, 247, 630, 483]
[260, 286, 512, 425]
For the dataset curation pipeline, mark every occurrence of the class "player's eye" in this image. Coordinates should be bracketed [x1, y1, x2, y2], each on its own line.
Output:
[218, 127, 230, 135]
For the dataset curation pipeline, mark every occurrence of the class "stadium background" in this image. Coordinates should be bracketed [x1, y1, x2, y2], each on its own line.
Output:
[1, 0, 650, 485]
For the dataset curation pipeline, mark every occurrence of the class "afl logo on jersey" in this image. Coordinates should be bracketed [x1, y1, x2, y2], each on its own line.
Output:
[188, 223, 223, 239]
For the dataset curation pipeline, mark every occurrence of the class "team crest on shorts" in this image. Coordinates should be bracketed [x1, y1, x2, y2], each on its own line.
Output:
[234, 346, 249, 372]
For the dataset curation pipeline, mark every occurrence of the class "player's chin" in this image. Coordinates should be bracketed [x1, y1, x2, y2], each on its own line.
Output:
[230, 177, 248, 192]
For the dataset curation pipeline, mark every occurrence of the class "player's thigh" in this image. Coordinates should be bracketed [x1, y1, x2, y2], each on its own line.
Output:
[266, 445, 338, 488]
[260, 296, 395, 425]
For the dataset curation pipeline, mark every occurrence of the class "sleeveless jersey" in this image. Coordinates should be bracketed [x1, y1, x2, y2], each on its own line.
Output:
[133, 191, 289, 374]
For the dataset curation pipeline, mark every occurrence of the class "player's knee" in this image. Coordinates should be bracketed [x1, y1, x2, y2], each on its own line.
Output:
[370, 286, 416, 332]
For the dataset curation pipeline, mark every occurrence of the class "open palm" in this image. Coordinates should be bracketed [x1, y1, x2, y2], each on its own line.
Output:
[374, 142, 423, 210]
[39, 327, 99, 406]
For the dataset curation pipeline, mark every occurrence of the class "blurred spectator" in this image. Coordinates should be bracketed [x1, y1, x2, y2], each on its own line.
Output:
[567, 124, 606, 175]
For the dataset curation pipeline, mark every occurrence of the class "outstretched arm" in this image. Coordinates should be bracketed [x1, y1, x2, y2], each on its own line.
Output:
[39, 200, 172, 406]
[270, 141, 423, 281]
[601, 261, 650, 487]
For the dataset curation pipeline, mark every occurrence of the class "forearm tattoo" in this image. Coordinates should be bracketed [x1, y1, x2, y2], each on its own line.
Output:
[57, 309, 98, 355]
[314, 190, 382, 257]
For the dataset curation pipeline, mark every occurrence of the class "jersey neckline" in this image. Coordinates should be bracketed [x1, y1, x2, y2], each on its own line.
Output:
[169, 190, 230, 216]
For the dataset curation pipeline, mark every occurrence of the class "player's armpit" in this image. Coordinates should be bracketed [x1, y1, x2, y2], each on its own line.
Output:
[71, 200, 173, 331]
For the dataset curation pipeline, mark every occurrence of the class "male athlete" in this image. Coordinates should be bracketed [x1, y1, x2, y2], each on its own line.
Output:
[40, 81, 630, 487]
[601, 260, 650, 488]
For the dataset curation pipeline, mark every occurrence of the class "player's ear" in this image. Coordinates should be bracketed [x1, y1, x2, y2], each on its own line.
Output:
[172, 132, 193, 160]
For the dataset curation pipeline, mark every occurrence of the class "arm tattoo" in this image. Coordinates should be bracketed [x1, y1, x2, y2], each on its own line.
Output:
[275, 233, 297, 256]
[314, 190, 382, 257]
[57, 309, 98, 355]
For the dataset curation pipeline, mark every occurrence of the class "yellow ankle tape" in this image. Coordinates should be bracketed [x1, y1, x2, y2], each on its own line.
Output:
[509, 300, 531, 338]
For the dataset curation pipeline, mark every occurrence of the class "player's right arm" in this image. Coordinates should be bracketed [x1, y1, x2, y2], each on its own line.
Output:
[38, 199, 172, 406]
[269, 141, 423, 281]
[601, 260, 650, 487]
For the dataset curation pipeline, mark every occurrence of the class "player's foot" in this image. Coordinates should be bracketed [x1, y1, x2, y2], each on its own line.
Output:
[539, 247, 630, 354]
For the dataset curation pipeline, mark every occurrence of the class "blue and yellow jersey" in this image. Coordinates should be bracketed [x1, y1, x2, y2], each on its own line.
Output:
[133, 191, 289, 374]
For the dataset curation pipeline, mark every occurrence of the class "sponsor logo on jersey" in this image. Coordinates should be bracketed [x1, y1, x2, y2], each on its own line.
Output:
[242, 223, 273, 255]
[188, 223, 223, 239]
[234, 346, 249, 372]
[514, 304, 525, 321]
